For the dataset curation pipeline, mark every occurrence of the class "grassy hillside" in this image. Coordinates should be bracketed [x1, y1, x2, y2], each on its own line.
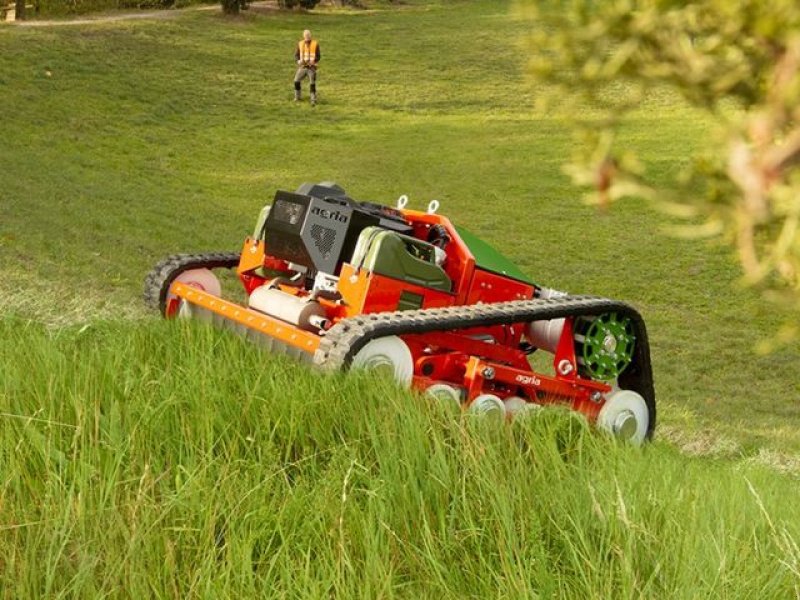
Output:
[2, 0, 797, 455]
[1, 1, 799, 594]
[1, 319, 799, 597]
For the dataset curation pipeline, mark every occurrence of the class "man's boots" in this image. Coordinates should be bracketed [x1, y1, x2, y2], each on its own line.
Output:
[294, 89, 301, 102]
[310, 84, 317, 106]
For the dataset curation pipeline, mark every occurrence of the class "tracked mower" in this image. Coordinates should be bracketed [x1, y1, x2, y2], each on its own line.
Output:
[145, 183, 655, 443]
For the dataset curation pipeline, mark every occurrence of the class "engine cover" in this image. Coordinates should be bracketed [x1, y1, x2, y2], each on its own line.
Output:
[262, 188, 411, 275]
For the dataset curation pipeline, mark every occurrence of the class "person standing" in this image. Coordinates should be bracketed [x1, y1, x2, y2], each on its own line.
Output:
[294, 29, 321, 106]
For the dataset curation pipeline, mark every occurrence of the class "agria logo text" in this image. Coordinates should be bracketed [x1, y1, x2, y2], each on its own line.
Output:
[515, 374, 542, 386]
[311, 206, 349, 223]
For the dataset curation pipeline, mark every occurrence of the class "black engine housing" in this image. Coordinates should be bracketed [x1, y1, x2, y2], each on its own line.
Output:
[262, 184, 411, 275]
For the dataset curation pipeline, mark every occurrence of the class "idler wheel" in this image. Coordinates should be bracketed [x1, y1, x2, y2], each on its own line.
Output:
[351, 336, 414, 387]
[596, 389, 649, 445]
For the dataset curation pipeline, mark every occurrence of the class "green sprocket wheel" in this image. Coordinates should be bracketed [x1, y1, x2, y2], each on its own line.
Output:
[575, 312, 636, 381]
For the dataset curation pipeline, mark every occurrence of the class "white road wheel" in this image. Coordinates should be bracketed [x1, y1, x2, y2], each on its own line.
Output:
[426, 383, 463, 409]
[504, 396, 541, 418]
[167, 268, 221, 304]
[169, 269, 221, 322]
[469, 394, 505, 418]
[351, 336, 414, 387]
[597, 389, 649, 445]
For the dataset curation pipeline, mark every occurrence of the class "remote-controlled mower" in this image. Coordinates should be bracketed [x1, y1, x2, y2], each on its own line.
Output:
[145, 183, 655, 443]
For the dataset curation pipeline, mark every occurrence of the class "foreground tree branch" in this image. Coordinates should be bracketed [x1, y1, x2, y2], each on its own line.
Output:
[522, 0, 800, 346]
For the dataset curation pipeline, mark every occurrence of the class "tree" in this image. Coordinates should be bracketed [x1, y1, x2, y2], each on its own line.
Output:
[14, 0, 25, 20]
[521, 0, 800, 348]
[221, 0, 248, 15]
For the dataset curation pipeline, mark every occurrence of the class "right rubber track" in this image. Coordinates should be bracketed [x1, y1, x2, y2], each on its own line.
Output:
[314, 295, 656, 438]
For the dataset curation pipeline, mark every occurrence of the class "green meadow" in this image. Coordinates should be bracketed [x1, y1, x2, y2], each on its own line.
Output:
[1, 1, 799, 596]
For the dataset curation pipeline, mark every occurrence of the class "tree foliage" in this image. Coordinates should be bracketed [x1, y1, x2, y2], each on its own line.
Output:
[522, 0, 800, 345]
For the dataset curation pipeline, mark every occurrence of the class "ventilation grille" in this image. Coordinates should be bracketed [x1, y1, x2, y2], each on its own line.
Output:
[311, 224, 337, 258]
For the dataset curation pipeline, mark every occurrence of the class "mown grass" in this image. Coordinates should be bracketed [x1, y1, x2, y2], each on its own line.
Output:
[1, 318, 799, 598]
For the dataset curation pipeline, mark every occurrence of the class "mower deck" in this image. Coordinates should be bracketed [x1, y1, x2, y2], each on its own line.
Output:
[170, 282, 320, 361]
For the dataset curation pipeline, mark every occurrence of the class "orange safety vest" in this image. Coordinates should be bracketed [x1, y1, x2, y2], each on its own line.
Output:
[298, 40, 318, 65]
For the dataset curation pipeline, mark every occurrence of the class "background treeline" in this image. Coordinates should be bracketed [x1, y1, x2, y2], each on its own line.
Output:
[30, 0, 394, 16]
[33, 0, 214, 16]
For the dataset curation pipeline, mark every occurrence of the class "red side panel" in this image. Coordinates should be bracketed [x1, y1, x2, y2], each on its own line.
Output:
[465, 268, 535, 305]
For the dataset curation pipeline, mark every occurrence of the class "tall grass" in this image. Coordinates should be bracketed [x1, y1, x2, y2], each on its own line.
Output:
[1, 318, 798, 597]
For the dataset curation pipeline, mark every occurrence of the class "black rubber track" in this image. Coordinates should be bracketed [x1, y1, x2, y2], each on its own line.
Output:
[314, 295, 657, 439]
[143, 252, 240, 315]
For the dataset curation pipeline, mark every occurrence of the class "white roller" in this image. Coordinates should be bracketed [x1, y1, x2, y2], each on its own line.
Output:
[526, 319, 565, 353]
[596, 389, 649, 445]
[351, 336, 414, 387]
[469, 394, 505, 418]
[525, 287, 568, 353]
[248, 287, 325, 332]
